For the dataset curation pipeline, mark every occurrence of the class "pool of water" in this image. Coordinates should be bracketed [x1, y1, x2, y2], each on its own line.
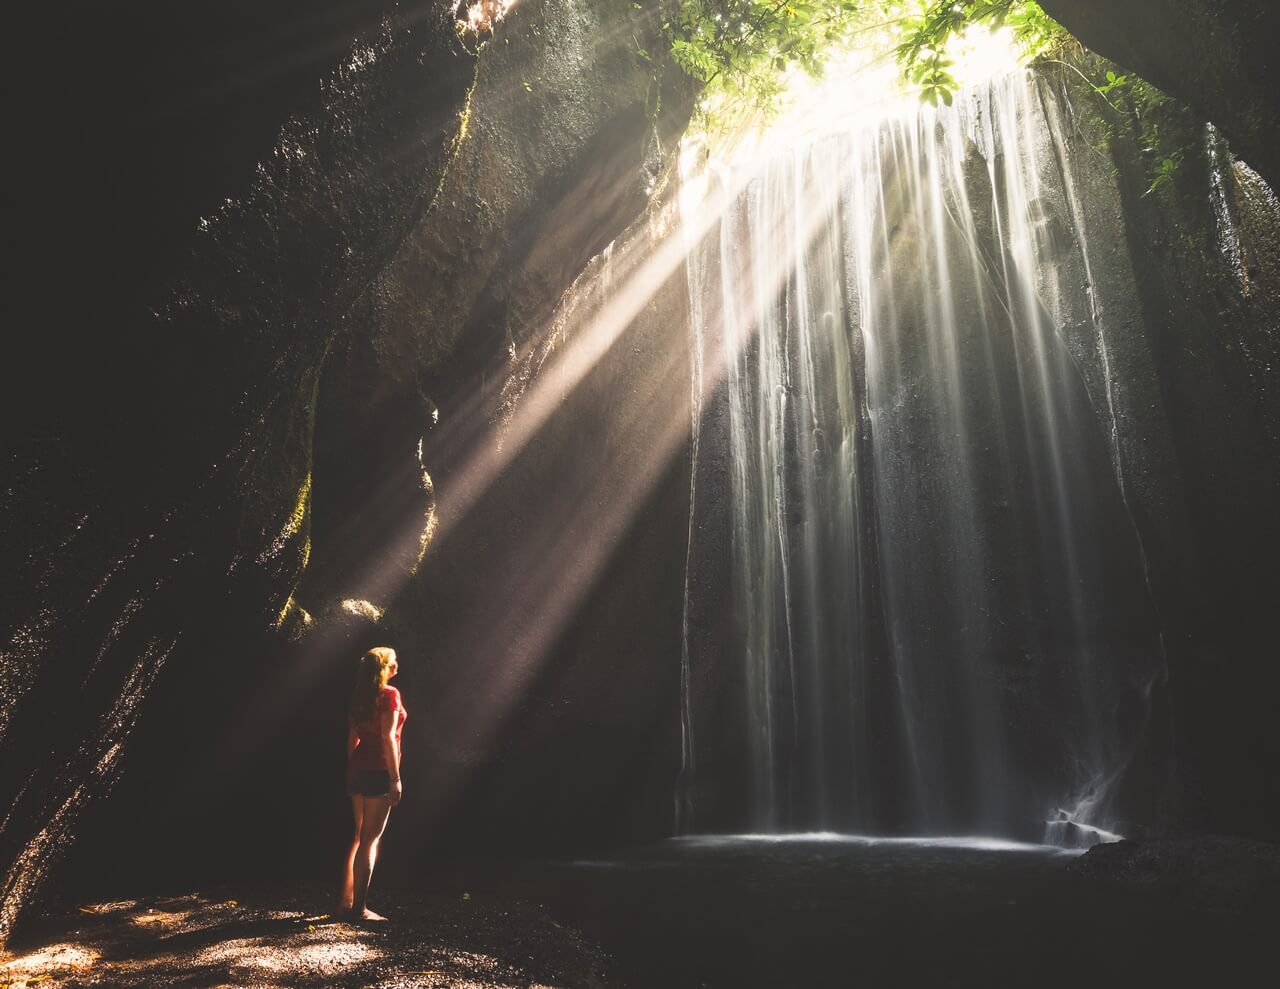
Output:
[424, 835, 1268, 988]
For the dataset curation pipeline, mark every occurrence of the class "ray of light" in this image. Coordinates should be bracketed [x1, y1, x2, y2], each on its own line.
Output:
[190, 70, 888, 831]
[192, 22, 1036, 843]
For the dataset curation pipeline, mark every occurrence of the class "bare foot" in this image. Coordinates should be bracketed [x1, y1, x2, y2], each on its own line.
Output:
[358, 908, 387, 922]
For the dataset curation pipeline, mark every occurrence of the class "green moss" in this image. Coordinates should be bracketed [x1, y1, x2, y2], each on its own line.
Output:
[282, 471, 312, 545]
[275, 592, 314, 640]
[1052, 52, 1200, 202]
[424, 63, 481, 220]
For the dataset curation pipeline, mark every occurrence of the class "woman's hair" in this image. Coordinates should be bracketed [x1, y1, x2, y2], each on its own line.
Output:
[349, 646, 397, 723]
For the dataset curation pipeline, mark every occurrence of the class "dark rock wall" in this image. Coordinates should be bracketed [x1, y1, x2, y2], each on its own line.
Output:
[1054, 64, 1280, 837]
[1039, 0, 1280, 191]
[4, 0, 693, 943]
[304, 0, 693, 618]
[3, 1, 478, 942]
[954, 58, 1280, 838]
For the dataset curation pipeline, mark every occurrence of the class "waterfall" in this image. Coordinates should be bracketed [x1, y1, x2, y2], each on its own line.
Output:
[679, 71, 1165, 845]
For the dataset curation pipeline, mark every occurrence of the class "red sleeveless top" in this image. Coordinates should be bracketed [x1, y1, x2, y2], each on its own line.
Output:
[348, 685, 406, 773]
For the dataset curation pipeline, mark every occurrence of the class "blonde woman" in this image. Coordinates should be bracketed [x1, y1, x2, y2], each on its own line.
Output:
[340, 646, 406, 920]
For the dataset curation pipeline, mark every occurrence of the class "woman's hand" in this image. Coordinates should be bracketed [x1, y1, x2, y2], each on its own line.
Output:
[389, 777, 403, 806]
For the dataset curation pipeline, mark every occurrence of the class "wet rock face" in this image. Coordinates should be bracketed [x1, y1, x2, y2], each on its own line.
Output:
[1020, 65, 1280, 839]
[303, 0, 695, 614]
[1038, 0, 1280, 190]
[378, 0, 670, 379]
[1086, 93, 1280, 839]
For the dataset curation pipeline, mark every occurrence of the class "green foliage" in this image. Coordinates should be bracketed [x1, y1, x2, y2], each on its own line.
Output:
[666, 1, 1069, 127]
[1124, 80, 1191, 198]
[1078, 61, 1192, 199]
[896, 1, 1066, 105]
[1095, 69, 1129, 96]
[1145, 151, 1184, 197]
[663, 1, 1193, 200]
[664, 0, 867, 125]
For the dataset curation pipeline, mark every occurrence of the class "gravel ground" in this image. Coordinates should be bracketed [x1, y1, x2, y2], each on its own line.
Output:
[0, 884, 614, 989]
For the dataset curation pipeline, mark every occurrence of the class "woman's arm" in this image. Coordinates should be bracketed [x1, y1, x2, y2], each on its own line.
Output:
[380, 706, 403, 805]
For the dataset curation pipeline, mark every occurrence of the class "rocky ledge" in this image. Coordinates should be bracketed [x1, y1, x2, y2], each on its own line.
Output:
[1069, 835, 1280, 916]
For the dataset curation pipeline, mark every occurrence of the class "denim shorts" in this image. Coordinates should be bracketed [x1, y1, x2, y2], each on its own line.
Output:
[347, 770, 392, 797]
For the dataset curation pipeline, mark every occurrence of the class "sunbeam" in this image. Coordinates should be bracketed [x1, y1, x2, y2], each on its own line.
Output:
[224, 24, 1043, 833]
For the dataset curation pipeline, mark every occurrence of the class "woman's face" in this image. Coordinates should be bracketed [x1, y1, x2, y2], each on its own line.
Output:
[386, 658, 399, 680]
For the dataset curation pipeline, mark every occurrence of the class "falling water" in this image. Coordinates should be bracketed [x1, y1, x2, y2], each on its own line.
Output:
[680, 71, 1167, 845]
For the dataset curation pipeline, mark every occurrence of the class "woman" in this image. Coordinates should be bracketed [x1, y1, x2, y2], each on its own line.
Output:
[340, 646, 406, 920]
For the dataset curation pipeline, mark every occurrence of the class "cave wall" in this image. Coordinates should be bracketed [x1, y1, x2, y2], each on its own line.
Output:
[302, 0, 694, 619]
[1049, 60, 1280, 837]
[1038, 0, 1280, 191]
[3, 0, 479, 941]
[3, 0, 694, 943]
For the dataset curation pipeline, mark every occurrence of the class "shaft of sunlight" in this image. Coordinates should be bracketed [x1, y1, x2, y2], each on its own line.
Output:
[706, 23, 1028, 166]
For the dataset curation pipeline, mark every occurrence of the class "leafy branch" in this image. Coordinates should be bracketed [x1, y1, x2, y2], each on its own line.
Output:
[896, 1, 1066, 105]
[665, 0, 867, 126]
[664, 1, 1067, 127]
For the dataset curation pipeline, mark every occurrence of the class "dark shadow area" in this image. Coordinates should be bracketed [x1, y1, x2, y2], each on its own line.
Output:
[427, 837, 1280, 988]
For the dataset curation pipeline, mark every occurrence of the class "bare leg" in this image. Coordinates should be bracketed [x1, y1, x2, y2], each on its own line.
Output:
[351, 796, 393, 920]
[340, 795, 365, 912]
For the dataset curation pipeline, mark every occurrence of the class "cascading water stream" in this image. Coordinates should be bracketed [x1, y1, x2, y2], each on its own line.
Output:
[679, 70, 1166, 847]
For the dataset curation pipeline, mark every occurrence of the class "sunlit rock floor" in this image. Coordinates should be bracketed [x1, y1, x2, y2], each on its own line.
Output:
[1, 885, 611, 988]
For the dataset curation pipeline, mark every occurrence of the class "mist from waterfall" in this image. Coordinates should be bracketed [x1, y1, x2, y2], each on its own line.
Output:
[679, 71, 1166, 847]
